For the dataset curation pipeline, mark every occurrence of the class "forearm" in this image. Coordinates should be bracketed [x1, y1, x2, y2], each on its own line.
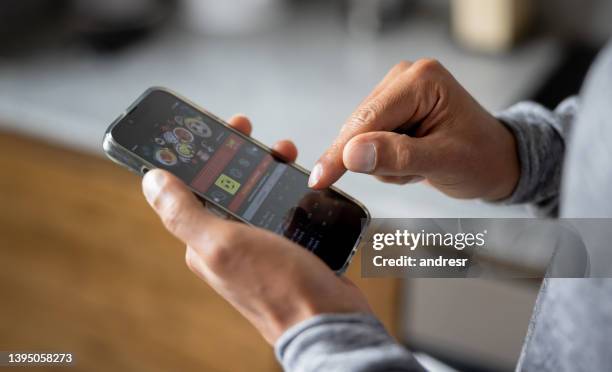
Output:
[275, 313, 425, 372]
[495, 97, 577, 216]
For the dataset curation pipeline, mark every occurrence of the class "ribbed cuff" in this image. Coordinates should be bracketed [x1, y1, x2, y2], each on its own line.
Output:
[275, 313, 384, 362]
[493, 101, 565, 207]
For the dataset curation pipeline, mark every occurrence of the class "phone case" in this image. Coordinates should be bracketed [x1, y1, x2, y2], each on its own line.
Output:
[102, 87, 371, 274]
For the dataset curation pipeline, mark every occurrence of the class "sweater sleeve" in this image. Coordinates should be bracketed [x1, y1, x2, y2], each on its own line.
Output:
[495, 97, 578, 217]
[274, 99, 579, 372]
[275, 313, 426, 372]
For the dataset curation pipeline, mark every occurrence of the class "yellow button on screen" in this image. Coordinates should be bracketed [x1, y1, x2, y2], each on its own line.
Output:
[215, 174, 241, 195]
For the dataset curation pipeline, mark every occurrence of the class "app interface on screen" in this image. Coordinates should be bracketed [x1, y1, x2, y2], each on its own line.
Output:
[127, 100, 348, 252]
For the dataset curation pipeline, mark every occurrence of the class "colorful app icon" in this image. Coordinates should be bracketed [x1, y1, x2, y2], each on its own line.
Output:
[185, 117, 212, 138]
[174, 127, 194, 143]
[163, 131, 179, 144]
[155, 148, 177, 166]
[215, 174, 241, 195]
[175, 143, 196, 158]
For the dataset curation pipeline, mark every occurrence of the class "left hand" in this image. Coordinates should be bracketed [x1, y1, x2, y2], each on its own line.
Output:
[142, 114, 372, 344]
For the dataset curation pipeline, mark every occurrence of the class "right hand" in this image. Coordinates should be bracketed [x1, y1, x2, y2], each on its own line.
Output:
[309, 59, 520, 201]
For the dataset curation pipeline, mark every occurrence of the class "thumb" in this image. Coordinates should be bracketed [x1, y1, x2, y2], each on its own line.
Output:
[142, 169, 215, 245]
[343, 132, 435, 177]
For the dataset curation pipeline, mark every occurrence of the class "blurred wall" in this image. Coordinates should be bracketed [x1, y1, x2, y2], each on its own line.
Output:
[539, 0, 612, 44]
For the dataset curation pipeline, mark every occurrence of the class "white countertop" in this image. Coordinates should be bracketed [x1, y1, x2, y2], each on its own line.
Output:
[0, 12, 560, 218]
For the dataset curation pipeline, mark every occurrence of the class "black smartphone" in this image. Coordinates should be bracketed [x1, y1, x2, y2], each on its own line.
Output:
[103, 88, 370, 273]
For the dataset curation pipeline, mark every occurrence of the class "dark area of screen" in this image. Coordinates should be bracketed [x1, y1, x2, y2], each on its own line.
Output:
[111, 89, 367, 270]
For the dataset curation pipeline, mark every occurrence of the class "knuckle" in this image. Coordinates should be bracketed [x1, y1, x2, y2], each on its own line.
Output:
[160, 199, 185, 234]
[185, 248, 197, 271]
[206, 230, 241, 271]
[392, 60, 412, 73]
[149, 177, 174, 209]
[326, 141, 347, 169]
[206, 241, 231, 271]
[395, 141, 412, 170]
[186, 247, 208, 279]
[412, 58, 442, 76]
[148, 183, 168, 211]
[347, 100, 383, 130]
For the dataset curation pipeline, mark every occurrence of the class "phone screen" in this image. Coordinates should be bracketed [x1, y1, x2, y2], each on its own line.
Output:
[110, 89, 368, 271]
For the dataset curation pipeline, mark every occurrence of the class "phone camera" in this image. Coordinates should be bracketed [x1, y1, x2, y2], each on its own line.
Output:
[140, 166, 150, 174]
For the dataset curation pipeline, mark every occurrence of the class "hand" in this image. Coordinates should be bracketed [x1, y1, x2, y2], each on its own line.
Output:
[309, 59, 520, 201]
[142, 115, 372, 344]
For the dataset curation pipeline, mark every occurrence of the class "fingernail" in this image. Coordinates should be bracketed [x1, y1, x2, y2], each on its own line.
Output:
[143, 170, 166, 205]
[346, 142, 376, 173]
[308, 163, 322, 187]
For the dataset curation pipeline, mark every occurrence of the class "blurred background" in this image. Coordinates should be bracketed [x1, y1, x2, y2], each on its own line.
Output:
[1, 0, 610, 371]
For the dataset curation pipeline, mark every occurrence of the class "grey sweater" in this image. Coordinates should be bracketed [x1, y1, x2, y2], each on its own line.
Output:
[275, 41, 612, 372]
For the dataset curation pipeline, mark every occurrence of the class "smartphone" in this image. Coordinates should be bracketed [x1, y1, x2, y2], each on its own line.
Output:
[102, 88, 370, 273]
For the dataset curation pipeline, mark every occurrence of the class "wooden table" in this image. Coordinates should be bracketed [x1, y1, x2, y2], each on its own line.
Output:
[0, 131, 399, 371]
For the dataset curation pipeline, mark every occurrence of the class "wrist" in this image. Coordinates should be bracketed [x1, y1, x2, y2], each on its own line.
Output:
[484, 119, 521, 201]
[258, 296, 322, 344]
[262, 290, 372, 344]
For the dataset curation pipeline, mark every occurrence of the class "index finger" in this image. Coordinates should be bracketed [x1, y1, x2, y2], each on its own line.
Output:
[309, 64, 420, 189]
